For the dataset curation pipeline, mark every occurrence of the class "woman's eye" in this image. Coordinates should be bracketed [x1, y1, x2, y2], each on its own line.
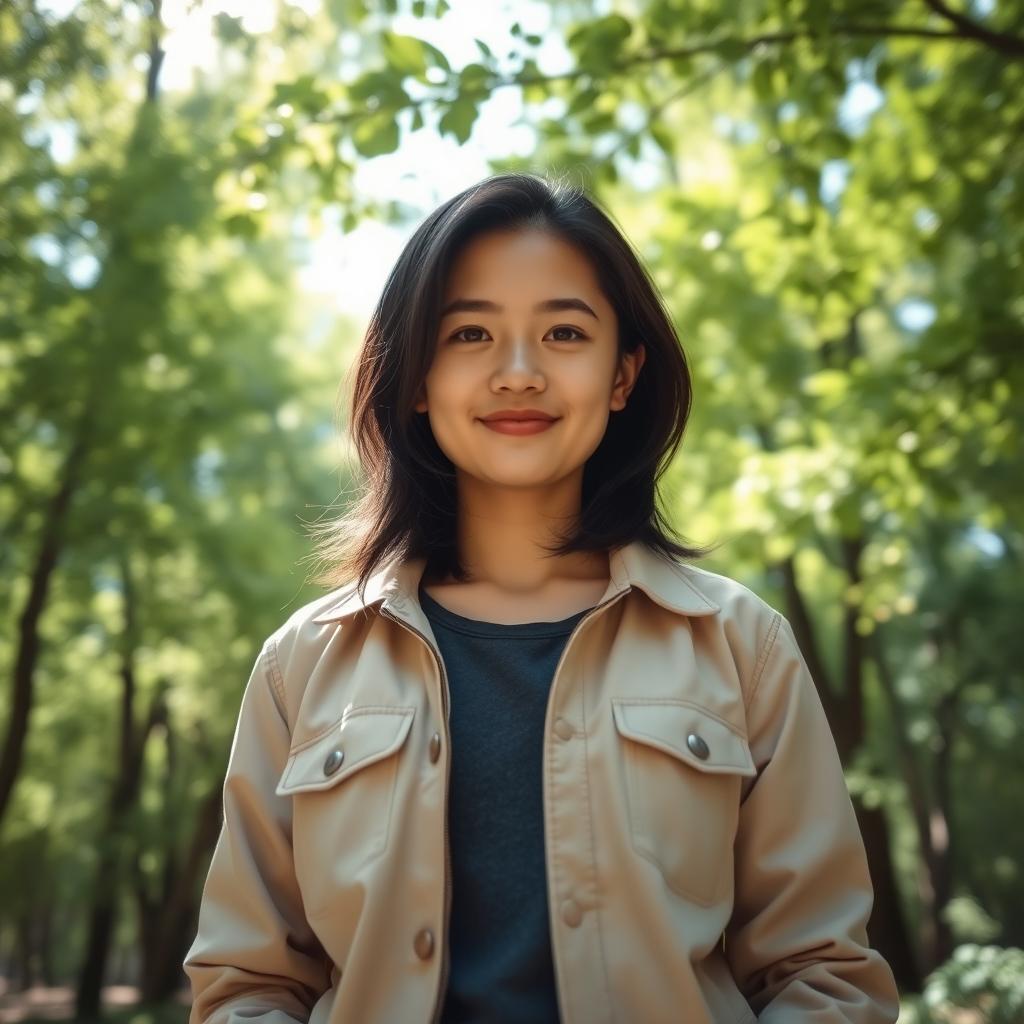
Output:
[449, 325, 588, 343]
[548, 325, 587, 341]
[451, 326, 488, 342]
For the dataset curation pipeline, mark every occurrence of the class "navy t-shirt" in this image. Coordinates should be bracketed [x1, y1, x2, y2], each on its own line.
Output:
[418, 582, 594, 1024]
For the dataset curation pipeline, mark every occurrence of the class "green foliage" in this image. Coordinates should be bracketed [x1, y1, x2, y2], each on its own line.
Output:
[380, 31, 429, 76]
[352, 112, 400, 157]
[566, 14, 634, 71]
[2, 0, 1023, 1002]
[905, 945, 1024, 1024]
[0, 0, 349, 987]
[438, 95, 479, 145]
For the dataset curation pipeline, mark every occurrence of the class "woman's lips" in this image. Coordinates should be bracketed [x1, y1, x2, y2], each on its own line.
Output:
[478, 418, 559, 435]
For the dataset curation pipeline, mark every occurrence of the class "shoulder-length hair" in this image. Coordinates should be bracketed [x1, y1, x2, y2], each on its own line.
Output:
[304, 171, 719, 600]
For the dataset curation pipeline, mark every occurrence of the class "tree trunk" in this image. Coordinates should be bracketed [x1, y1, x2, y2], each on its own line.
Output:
[0, 427, 89, 829]
[14, 912, 35, 991]
[871, 625, 955, 973]
[75, 555, 168, 1018]
[75, 900, 117, 1017]
[139, 777, 225, 1002]
[777, 547, 922, 990]
[74, 684, 168, 1016]
[929, 685, 959, 964]
[38, 898, 55, 987]
[855, 800, 923, 990]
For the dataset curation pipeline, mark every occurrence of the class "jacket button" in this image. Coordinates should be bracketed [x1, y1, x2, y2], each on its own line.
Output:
[323, 748, 344, 776]
[686, 733, 709, 760]
[429, 732, 442, 763]
[554, 717, 574, 741]
[560, 898, 583, 927]
[413, 927, 435, 960]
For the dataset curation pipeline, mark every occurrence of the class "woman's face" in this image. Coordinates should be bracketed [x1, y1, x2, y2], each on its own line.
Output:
[414, 228, 645, 493]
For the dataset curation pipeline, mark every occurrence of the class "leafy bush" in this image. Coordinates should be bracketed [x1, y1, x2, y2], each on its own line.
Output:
[906, 944, 1024, 1024]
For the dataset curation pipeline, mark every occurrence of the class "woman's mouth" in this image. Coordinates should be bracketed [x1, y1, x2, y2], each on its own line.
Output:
[478, 417, 560, 435]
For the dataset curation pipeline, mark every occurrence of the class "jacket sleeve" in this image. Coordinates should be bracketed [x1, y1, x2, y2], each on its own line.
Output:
[183, 638, 331, 1024]
[723, 612, 901, 1023]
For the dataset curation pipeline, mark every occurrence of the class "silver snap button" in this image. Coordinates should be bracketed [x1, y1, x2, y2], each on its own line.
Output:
[323, 748, 344, 776]
[686, 733, 709, 760]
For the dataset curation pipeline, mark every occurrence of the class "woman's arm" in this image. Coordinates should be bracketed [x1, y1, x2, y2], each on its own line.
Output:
[183, 639, 332, 1024]
[723, 612, 901, 1023]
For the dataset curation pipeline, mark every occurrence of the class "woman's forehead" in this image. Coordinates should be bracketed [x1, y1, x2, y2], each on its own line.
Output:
[443, 230, 607, 307]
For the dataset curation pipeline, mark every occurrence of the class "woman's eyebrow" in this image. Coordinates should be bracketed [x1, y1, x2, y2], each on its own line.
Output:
[439, 297, 599, 321]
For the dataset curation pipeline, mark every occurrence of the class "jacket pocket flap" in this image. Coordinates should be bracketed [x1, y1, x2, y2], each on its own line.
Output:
[611, 699, 756, 776]
[276, 706, 416, 796]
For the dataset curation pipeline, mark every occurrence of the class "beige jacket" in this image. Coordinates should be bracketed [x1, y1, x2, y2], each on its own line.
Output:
[183, 540, 900, 1024]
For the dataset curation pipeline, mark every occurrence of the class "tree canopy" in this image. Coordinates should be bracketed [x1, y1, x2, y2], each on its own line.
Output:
[1, 0, 1022, 1018]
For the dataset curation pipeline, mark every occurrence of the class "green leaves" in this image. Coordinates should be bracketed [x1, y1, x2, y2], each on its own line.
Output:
[381, 32, 429, 76]
[5, 0, 1024, 993]
[351, 112, 400, 157]
[213, 13, 246, 45]
[381, 29, 454, 83]
[438, 95, 479, 145]
[270, 73, 331, 114]
[566, 13, 634, 71]
[348, 68, 411, 109]
[801, 369, 850, 400]
[458, 61, 493, 94]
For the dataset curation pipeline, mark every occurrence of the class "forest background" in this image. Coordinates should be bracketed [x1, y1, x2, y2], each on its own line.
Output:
[2, 0, 1022, 1021]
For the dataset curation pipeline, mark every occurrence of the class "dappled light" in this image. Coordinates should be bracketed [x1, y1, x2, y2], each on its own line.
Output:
[2, 0, 1022, 1021]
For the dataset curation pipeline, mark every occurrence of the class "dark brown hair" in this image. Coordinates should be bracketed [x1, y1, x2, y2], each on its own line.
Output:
[303, 170, 718, 600]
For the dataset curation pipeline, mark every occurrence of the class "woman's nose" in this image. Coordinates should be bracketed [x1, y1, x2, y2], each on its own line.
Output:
[492, 337, 544, 385]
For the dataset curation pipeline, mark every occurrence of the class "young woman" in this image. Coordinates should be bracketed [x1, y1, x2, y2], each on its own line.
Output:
[183, 172, 900, 1023]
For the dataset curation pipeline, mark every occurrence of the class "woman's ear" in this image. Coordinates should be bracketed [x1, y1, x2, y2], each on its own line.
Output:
[414, 383, 428, 413]
[610, 344, 646, 411]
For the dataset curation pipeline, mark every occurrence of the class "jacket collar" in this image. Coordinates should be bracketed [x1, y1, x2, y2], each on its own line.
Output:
[310, 539, 720, 625]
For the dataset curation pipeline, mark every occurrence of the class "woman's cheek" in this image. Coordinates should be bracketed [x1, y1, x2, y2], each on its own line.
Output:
[429, 417, 463, 464]
[574, 409, 614, 460]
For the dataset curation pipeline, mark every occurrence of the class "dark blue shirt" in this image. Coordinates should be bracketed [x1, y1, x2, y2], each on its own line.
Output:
[418, 583, 594, 1024]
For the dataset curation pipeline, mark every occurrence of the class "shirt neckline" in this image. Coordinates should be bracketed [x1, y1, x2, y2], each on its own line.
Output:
[417, 582, 594, 639]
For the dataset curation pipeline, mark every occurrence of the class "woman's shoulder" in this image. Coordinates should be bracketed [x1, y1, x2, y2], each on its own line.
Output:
[255, 557, 788, 713]
[258, 578, 363, 680]
[664, 556, 782, 632]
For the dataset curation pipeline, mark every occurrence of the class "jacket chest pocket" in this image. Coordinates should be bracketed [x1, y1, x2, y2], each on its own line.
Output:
[611, 698, 756, 907]
[276, 706, 415, 918]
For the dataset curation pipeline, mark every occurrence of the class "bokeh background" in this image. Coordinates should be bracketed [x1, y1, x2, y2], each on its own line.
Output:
[2, 0, 1023, 1021]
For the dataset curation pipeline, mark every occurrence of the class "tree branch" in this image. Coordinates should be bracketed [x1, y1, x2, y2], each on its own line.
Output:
[299, 17, 1022, 144]
[595, 60, 728, 172]
[145, 0, 165, 103]
[921, 0, 1024, 58]
[777, 554, 844, 737]
[508, 19, 1024, 94]
[838, 534, 866, 754]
